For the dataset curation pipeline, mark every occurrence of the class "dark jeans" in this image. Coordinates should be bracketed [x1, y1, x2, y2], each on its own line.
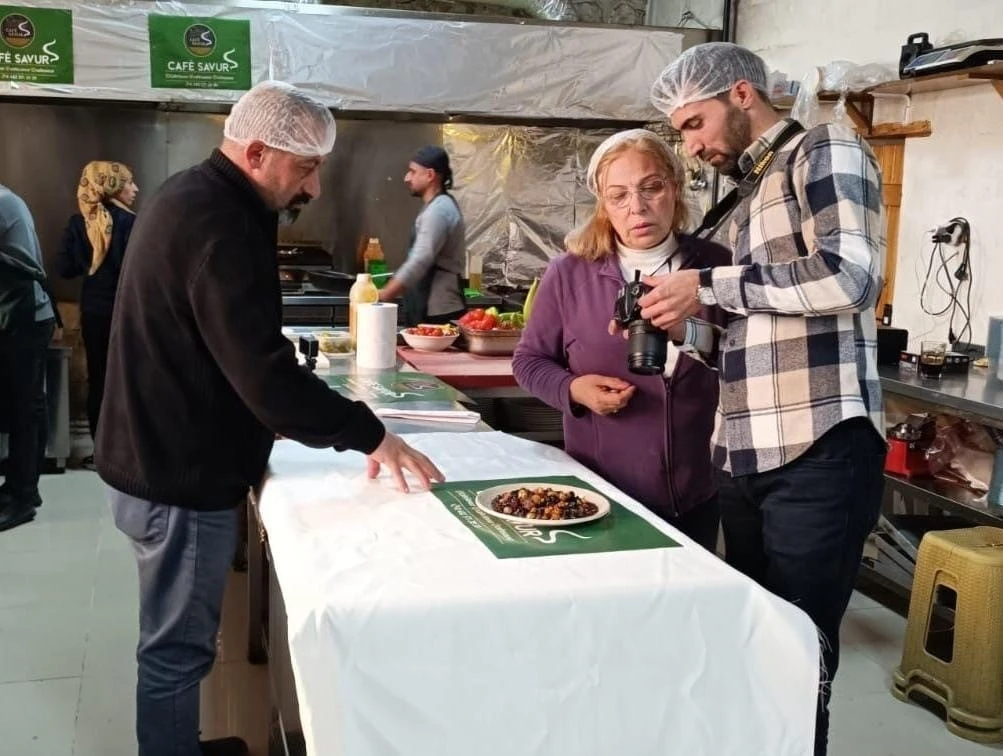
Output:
[0, 318, 55, 496]
[110, 488, 239, 756]
[668, 494, 721, 553]
[81, 309, 113, 441]
[718, 418, 886, 756]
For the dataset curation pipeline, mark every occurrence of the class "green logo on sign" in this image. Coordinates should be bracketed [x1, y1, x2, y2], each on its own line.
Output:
[184, 23, 215, 58]
[1, 13, 33, 49]
[148, 15, 251, 91]
[0, 6, 73, 84]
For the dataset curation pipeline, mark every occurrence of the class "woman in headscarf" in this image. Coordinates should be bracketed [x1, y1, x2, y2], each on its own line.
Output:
[512, 130, 730, 550]
[57, 161, 138, 469]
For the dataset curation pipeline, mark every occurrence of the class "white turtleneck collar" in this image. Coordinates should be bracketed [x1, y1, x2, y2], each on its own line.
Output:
[615, 233, 678, 281]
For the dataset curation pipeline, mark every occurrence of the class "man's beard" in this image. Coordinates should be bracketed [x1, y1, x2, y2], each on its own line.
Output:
[278, 193, 311, 226]
[709, 105, 753, 180]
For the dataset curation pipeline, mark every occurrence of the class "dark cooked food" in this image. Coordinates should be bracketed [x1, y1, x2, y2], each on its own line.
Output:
[491, 487, 599, 520]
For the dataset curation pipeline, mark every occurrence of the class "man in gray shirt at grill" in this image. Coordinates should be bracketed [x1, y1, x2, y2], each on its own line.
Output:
[379, 146, 466, 327]
[0, 184, 58, 531]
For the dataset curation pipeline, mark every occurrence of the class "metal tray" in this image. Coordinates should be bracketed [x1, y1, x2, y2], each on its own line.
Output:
[458, 325, 523, 356]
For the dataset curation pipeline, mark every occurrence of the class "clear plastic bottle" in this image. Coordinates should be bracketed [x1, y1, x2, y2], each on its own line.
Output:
[349, 273, 379, 347]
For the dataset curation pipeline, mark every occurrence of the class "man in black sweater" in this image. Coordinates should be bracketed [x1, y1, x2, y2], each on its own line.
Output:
[96, 81, 442, 756]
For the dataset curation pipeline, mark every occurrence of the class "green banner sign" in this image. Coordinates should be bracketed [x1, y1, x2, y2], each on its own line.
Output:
[0, 6, 73, 84]
[433, 476, 680, 559]
[322, 372, 461, 405]
[148, 15, 251, 90]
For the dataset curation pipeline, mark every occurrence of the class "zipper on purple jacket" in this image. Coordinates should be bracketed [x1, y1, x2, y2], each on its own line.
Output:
[663, 373, 681, 516]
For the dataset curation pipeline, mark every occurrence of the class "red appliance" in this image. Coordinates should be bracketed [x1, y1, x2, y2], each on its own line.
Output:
[885, 422, 930, 478]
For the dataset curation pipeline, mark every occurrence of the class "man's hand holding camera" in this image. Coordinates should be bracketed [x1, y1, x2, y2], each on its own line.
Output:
[637, 269, 702, 329]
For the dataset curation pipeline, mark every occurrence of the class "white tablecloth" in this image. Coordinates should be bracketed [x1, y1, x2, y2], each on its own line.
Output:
[258, 431, 819, 756]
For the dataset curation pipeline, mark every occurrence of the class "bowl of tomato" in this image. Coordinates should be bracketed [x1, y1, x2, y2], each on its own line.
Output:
[400, 324, 460, 352]
[456, 308, 524, 355]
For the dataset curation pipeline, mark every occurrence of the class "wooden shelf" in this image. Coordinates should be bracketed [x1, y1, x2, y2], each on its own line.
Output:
[870, 61, 1003, 97]
[773, 61, 1003, 133]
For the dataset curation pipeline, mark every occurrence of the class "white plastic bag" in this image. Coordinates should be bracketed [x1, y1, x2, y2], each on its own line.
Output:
[792, 61, 897, 127]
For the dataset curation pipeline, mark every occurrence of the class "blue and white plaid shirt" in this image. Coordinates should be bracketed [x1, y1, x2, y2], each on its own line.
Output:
[685, 119, 886, 476]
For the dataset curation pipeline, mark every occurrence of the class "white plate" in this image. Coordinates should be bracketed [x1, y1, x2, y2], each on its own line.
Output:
[474, 483, 611, 527]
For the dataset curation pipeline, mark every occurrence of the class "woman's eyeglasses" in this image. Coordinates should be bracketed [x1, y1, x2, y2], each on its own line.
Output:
[603, 177, 671, 208]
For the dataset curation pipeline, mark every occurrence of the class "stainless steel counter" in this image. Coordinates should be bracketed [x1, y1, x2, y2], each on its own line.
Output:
[867, 365, 1003, 600]
[281, 295, 350, 306]
[879, 365, 1003, 429]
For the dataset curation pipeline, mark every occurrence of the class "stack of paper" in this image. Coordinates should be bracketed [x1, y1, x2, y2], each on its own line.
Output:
[373, 408, 481, 425]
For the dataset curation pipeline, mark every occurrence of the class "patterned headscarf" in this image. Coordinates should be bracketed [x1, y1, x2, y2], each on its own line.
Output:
[77, 161, 134, 275]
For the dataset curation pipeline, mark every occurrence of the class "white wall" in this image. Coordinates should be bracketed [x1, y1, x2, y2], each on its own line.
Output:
[736, 0, 1003, 351]
[646, 0, 724, 29]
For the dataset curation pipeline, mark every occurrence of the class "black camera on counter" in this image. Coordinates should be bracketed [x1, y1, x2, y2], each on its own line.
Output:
[613, 270, 667, 376]
[298, 334, 319, 372]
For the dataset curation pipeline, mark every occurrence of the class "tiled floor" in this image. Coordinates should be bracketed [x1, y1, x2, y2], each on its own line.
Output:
[2, 468, 1001, 755]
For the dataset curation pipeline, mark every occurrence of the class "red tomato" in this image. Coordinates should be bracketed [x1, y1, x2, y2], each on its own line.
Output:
[460, 309, 484, 327]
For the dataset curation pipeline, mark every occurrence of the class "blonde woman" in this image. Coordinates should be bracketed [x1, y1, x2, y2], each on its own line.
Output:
[57, 161, 138, 467]
[512, 130, 729, 549]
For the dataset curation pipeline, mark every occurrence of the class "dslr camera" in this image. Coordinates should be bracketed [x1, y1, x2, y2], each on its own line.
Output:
[613, 270, 667, 376]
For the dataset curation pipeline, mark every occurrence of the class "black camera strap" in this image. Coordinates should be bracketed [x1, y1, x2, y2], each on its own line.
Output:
[691, 119, 805, 241]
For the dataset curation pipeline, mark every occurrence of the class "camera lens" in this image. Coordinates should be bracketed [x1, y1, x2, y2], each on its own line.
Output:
[627, 320, 667, 375]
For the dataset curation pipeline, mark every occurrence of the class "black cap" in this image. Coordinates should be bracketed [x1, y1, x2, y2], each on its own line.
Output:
[412, 145, 453, 189]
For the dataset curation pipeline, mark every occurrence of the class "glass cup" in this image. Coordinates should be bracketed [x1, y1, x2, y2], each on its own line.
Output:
[468, 254, 483, 292]
[919, 341, 947, 379]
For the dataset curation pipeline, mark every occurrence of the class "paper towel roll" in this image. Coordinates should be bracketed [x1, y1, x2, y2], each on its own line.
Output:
[356, 303, 398, 369]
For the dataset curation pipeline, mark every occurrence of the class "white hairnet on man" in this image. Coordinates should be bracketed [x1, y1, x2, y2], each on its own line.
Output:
[224, 79, 337, 157]
[95, 77, 443, 756]
[651, 41, 770, 118]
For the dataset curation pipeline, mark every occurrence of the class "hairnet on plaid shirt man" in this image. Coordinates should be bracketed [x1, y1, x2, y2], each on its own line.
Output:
[634, 42, 888, 755]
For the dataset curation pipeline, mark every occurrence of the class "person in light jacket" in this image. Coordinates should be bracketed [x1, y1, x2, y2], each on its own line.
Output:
[512, 130, 729, 550]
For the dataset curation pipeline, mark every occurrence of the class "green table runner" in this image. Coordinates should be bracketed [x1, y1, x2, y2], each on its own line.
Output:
[432, 475, 680, 559]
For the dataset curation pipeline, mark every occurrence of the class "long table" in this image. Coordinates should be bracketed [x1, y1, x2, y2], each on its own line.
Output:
[247, 360, 821, 754]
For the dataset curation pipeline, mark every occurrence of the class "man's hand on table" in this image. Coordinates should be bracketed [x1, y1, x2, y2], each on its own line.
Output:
[367, 432, 445, 493]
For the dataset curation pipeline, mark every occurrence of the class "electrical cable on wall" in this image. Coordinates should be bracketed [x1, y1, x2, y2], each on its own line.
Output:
[919, 216, 973, 350]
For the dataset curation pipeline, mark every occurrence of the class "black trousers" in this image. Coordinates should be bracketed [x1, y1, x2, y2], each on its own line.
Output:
[667, 494, 721, 553]
[0, 318, 55, 495]
[81, 309, 114, 441]
[718, 418, 886, 756]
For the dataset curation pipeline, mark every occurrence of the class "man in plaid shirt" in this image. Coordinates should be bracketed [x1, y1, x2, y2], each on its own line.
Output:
[638, 43, 888, 755]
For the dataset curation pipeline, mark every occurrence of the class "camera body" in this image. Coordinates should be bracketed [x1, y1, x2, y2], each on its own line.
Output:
[613, 270, 667, 376]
